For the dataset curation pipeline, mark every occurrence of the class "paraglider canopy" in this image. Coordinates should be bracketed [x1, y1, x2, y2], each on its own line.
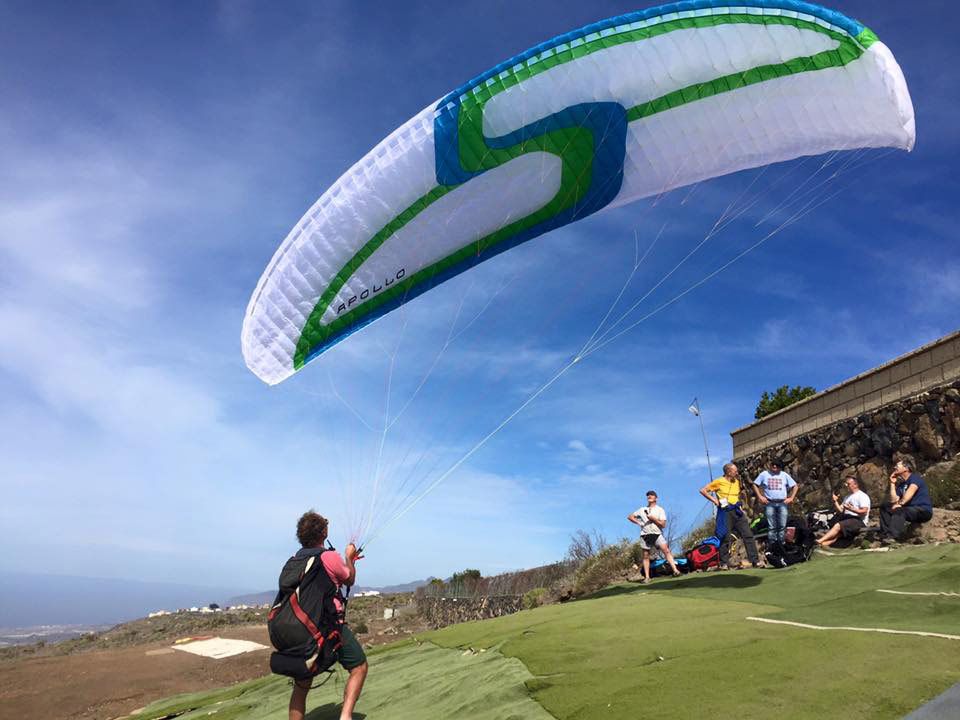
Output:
[242, 1, 913, 387]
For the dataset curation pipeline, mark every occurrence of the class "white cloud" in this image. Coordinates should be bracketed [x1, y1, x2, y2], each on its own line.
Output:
[0, 1, 952, 598]
[0, 303, 220, 441]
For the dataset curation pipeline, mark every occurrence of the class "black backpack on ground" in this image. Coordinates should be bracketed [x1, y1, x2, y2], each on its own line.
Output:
[267, 549, 345, 680]
[765, 515, 816, 569]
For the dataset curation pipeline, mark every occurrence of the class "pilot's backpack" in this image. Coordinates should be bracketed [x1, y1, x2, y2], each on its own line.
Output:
[267, 550, 345, 680]
[685, 536, 721, 571]
[650, 556, 690, 576]
[765, 515, 816, 569]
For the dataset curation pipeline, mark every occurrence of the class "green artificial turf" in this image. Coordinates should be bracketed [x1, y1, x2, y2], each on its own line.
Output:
[426, 544, 960, 719]
[130, 640, 554, 720]
[132, 545, 960, 719]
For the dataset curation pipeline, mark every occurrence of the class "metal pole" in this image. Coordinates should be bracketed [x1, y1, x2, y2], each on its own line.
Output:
[698, 409, 714, 481]
[690, 398, 714, 481]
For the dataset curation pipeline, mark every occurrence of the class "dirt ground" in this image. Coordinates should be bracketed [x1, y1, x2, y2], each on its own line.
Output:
[0, 625, 273, 720]
[0, 611, 429, 720]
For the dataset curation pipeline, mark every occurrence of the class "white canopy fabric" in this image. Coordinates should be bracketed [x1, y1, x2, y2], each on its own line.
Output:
[242, 1, 914, 385]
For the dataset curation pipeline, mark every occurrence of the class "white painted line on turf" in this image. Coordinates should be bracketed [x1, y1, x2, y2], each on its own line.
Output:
[877, 589, 960, 598]
[745, 617, 960, 641]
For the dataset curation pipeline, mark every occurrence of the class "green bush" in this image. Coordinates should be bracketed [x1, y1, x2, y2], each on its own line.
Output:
[927, 460, 960, 507]
[572, 541, 633, 597]
[352, 619, 369, 634]
[679, 516, 717, 552]
[755, 384, 816, 419]
[522, 587, 548, 610]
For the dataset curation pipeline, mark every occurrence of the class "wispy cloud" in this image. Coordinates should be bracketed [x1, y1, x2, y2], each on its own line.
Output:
[1, 0, 957, 599]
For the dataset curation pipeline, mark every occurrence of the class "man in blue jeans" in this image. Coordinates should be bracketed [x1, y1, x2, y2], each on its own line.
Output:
[752, 459, 798, 553]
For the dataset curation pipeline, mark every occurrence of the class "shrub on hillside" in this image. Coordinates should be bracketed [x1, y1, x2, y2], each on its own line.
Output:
[522, 587, 548, 610]
[926, 460, 960, 506]
[448, 569, 482, 596]
[352, 619, 369, 634]
[416, 562, 573, 600]
[572, 540, 636, 597]
[566, 529, 608, 565]
[679, 516, 717, 550]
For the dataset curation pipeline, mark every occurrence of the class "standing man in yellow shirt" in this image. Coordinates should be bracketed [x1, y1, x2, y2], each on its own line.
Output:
[699, 462, 760, 569]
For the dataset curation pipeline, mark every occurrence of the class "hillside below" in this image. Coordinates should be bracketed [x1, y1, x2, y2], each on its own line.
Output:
[130, 544, 960, 720]
[0, 595, 425, 719]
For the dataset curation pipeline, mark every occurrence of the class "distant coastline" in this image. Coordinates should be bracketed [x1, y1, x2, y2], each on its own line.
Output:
[0, 624, 112, 647]
[0, 571, 251, 629]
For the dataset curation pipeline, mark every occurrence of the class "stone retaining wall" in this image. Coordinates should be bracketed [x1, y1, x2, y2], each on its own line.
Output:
[732, 331, 960, 458]
[734, 380, 960, 511]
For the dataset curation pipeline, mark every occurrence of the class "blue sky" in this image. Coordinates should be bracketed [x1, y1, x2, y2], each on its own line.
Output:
[1, 1, 958, 596]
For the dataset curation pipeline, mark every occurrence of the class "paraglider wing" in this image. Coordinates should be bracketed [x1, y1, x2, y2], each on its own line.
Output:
[242, 0, 914, 385]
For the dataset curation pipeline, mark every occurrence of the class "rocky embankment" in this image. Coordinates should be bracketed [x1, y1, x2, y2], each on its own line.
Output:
[415, 596, 524, 629]
[737, 381, 960, 512]
[897, 508, 960, 544]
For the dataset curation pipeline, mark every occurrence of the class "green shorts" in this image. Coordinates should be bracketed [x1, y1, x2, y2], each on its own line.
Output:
[339, 625, 366, 670]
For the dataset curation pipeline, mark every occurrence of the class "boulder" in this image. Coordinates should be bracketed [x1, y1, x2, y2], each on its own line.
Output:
[903, 508, 960, 544]
[856, 458, 889, 501]
[943, 402, 960, 440]
[913, 414, 945, 460]
[829, 424, 853, 444]
[869, 427, 897, 456]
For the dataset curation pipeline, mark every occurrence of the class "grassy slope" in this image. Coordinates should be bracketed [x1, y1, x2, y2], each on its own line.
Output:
[130, 641, 554, 720]
[430, 544, 960, 719]
[131, 545, 960, 719]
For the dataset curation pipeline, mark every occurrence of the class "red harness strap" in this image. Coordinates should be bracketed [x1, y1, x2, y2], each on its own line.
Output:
[289, 593, 325, 645]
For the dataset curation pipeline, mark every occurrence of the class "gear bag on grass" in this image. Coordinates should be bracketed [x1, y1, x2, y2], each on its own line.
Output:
[686, 538, 720, 571]
[651, 557, 690, 576]
[765, 515, 816, 569]
[268, 549, 345, 679]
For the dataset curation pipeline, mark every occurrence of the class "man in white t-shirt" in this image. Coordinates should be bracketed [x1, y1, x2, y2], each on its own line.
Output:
[816, 475, 871, 547]
[627, 490, 681, 582]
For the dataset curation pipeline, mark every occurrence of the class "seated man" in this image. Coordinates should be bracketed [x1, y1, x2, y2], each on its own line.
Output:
[816, 474, 870, 547]
[879, 459, 933, 541]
